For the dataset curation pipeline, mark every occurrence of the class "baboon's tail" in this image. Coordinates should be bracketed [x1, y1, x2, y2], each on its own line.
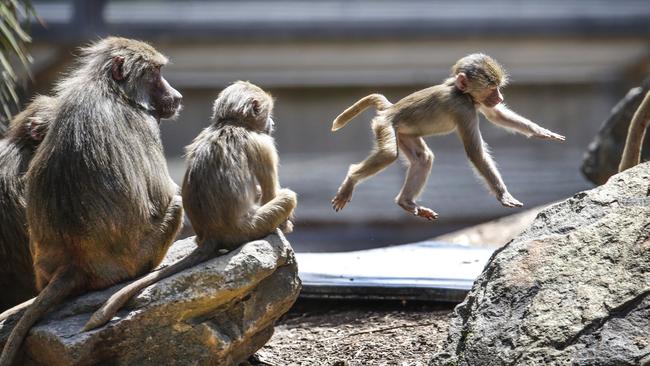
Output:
[83, 245, 212, 331]
[619, 90, 650, 172]
[0, 266, 80, 366]
[331, 94, 392, 131]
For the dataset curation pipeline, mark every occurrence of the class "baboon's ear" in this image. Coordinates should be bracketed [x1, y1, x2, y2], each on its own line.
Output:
[455, 72, 469, 92]
[251, 99, 261, 116]
[111, 56, 125, 81]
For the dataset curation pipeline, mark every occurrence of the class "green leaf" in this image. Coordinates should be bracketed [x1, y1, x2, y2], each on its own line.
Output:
[0, 4, 31, 42]
[0, 0, 37, 127]
[0, 19, 30, 68]
[0, 51, 17, 80]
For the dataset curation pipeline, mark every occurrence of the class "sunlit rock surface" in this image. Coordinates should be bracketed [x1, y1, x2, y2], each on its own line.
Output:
[0, 232, 300, 366]
[432, 162, 650, 366]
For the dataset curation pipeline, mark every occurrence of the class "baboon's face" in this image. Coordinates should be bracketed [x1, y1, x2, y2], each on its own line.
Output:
[148, 65, 183, 120]
[474, 85, 504, 108]
[111, 56, 182, 120]
[456, 72, 504, 108]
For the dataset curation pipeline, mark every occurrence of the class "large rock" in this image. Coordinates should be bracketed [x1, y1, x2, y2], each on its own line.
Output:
[582, 78, 650, 185]
[431, 162, 650, 366]
[0, 232, 300, 366]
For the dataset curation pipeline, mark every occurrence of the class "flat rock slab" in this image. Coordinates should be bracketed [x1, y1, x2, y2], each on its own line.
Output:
[0, 232, 300, 366]
[298, 242, 494, 302]
[431, 162, 650, 365]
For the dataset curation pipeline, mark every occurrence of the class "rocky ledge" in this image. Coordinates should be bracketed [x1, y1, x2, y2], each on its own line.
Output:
[431, 162, 650, 366]
[0, 231, 300, 366]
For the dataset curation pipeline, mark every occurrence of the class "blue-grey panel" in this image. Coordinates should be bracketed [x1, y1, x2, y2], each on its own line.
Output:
[297, 241, 494, 302]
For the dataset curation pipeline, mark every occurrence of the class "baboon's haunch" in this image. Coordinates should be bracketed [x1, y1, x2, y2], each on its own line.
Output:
[619, 90, 650, 172]
[0, 37, 183, 366]
[331, 53, 565, 220]
[84, 81, 296, 330]
[0, 96, 54, 312]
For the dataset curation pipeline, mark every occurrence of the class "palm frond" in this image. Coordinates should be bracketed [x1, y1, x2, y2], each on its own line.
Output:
[0, 0, 36, 131]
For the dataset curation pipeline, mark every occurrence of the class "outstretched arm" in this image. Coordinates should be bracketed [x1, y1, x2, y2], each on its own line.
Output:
[456, 119, 523, 208]
[479, 104, 565, 141]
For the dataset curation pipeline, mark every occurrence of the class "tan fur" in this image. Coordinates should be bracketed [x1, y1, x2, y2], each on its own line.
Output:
[619, 90, 650, 172]
[0, 37, 183, 365]
[331, 53, 565, 220]
[84, 81, 296, 330]
[331, 94, 392, 131]
[450, 53, 509, 90]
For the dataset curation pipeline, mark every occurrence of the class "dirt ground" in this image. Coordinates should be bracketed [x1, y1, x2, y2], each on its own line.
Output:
[249, 300, 454, 366]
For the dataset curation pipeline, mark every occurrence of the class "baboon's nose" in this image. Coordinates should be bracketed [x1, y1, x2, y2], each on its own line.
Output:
[172, 89, 183, 105]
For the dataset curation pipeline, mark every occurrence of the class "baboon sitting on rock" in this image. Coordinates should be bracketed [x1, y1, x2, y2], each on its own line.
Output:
[0, 37, 183, 366]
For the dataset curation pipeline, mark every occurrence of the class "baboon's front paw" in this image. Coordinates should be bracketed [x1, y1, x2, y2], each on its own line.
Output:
[331, 194, 349, 211]
[533, 128, 565, 142]
[331, 185, 353, 212]
[498, 192, 523, 208]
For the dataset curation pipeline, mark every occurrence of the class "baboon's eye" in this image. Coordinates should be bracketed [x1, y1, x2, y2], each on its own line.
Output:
[151, 65, 162, 76]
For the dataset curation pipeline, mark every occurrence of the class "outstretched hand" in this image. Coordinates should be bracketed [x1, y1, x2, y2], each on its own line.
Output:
[533, 127, 565, 142]
[498, 191, 523, 208]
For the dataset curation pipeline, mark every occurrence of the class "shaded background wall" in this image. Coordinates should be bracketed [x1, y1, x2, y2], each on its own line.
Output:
[20, 0, 650, 251]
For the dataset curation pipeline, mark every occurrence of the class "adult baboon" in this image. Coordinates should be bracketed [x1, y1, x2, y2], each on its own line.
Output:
[0, 37, 183, 366]
[331, 53, 565, 220]
[0, 95, 55, 311]
[84, 81, 297, 330]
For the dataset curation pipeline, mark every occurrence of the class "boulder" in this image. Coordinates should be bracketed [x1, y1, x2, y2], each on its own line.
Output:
[0, 232, 300, 366]
[581, 78, 650, 185]
[431, 162, 650, 366]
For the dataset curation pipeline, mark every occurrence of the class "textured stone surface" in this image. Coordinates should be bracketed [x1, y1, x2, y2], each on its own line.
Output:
[0, 232, 300, 366]
[431, 162, 650, 366]
[582, 78, 650, 185]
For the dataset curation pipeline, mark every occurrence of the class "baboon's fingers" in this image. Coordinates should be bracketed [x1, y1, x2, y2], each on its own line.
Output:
[331, 195, 349, 212]
[499, 193, 523, 208]
[534, 128, 565, 142]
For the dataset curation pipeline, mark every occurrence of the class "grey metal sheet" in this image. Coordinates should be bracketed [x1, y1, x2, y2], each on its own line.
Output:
[296, 241, 494, 302]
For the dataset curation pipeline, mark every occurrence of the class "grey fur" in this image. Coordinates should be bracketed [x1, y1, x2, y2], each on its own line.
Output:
[82, 81, 296, 331]
[0, 95, 55, 312]
[0, 37, 183, 366]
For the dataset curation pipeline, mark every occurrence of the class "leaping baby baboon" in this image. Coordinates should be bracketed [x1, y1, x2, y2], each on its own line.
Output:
[331, 53, 565, 220]
[0, 95, 55, 312]
[0, 37, 183, 366]
[83, 80, 297, 331]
